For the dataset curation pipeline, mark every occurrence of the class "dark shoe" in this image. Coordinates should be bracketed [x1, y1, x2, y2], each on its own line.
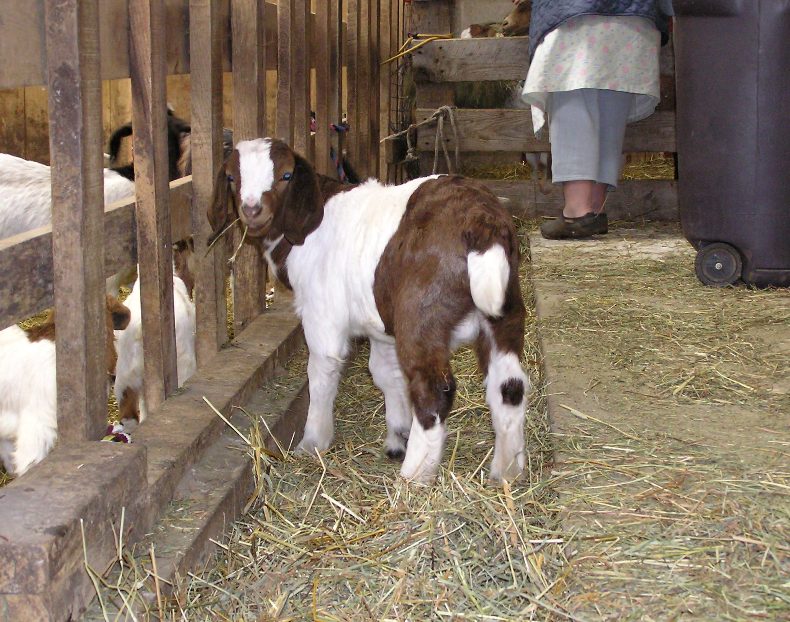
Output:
[540, 212, 608, 240]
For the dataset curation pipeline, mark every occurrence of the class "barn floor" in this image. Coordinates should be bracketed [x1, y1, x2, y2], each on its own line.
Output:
[85, 221, 789, 621]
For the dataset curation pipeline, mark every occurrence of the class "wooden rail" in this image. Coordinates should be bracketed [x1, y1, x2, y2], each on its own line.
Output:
[0, 0, 401, 437]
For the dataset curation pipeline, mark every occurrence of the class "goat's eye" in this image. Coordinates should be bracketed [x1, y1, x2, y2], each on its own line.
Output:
[282, 172, 293, 182]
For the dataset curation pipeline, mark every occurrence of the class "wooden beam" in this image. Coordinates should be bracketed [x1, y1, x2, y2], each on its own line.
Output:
[329, 0, 343, 179]
[230, 0, 268, 334]
[356, 0, 372, 178]
[411, 36, 676, 84]
[44, 0, 106, 442]
[292, 0, 311, 158]
[129, 0, 179, 414]
[275, 0, 294, 144]
[484, 178, 678, 221]
[190, 0, 228, 363]
[345, 0, 360, 172]
[378, 0, 392, 178]
[416, 109, 677, 154]
[314, 0, 331, 176]
[0, 181, 193, 332]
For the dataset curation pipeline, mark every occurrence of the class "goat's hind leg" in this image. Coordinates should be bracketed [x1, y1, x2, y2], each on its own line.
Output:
[399, 352, 455, 484]
[479, 323, 530, 482]
[368, 339, 412, 461]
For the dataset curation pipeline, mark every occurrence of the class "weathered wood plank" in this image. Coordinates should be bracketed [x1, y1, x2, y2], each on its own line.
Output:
[292, 0, 311, 158]
[345, 0, 360, 172]
[411, 35, 676, 83]
[1, 1, 332, 89]
[190, 0, 228, 363]
[328, 0, 343, 179]
[0, 89, 25, 157]
[485, 178, 678, 221]
[314, 1, 331, 176]
[378, 0, 393, 178]
[130, 0, 179, 413]
[230, 0, 267, 334]
[44, 0, 106, 442]
[416, 108, 676, 153]
[275, 0, 294, 145]
[0, 180, 193, 332]
[368, 0, 380, 178]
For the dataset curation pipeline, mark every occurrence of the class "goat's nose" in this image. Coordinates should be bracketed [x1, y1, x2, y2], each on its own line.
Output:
[243, 202, 262, 219]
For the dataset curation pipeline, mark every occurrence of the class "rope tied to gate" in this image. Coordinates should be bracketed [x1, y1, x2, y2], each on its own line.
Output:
[380, 105, 460, 174]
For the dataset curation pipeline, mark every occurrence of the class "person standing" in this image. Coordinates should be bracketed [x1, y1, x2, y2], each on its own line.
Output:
[521, 0, 674, 239]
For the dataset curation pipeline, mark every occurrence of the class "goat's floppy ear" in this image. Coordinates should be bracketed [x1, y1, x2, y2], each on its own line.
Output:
[207, 162, 233, 246]
[280, 153, 324, 245]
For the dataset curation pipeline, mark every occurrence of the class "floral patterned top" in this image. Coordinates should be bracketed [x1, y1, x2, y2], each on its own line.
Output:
[521, 14, 661, 135]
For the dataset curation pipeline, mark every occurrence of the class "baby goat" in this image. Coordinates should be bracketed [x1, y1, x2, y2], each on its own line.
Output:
[113, 238, 197, 423]
[0, 296, 131, 477]
[209, 139, 529, 484]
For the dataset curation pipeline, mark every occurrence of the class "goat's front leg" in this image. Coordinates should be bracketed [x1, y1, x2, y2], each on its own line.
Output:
[368, 339, 412, 461]
[296, 348, 346, 456]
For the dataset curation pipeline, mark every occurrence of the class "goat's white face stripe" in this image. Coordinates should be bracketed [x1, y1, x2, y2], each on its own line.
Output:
[236, 139, 275, 207]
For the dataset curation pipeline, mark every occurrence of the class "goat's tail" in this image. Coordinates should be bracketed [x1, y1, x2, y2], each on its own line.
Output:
[467, 244, 510, 318]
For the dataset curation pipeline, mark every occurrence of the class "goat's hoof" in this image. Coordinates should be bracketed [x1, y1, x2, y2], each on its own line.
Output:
[295, 438, 330, 457]
[385, 447, 406, 462]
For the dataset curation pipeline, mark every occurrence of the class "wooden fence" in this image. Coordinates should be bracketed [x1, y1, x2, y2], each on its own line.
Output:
[0, 0, 403, 441]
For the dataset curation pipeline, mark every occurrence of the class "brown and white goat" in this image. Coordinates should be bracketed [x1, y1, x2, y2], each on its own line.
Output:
[0, 296, 131, 477]
[209, 139, 529, 484]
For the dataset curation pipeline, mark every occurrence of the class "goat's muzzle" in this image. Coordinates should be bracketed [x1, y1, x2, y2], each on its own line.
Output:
[242, 201, 263, 220]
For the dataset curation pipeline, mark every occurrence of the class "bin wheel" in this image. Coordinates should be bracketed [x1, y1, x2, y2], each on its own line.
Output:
[695, 243, 742, 287]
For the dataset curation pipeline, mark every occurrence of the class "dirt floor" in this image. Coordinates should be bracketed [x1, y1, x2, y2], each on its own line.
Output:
[530, 223, 789, 620]
[80, 220, 785, 621]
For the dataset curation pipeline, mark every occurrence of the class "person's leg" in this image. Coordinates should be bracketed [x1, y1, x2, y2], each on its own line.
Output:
[541, 90, 608, 238]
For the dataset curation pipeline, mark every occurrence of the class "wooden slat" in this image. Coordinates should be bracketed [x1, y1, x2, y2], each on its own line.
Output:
[368, 0, 380, 178]
[411, 35, 676, 83]
[275, 0, 294, 144]
[129, 0, 178, 413]
[329, 0, 343, 179]
[231, 0, 267, 334]
[416, 108, 677, 154]
[484, 178, 678, 222]
[378, 0, 392, 178]
[0, 89, 25, 156]
[356, 0, 372, 178]
[0, 1, 309, 89]
[0, 181, 193, 332]
[44, 0, 106, 442]
[190, 0, 228, 363]
[292, 0, 311, 157]
[314, 1, 331, 176]
[345, 0, 360, 173]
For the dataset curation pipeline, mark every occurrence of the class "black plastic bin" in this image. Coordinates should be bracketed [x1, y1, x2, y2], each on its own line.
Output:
[673, 0, 790, 287]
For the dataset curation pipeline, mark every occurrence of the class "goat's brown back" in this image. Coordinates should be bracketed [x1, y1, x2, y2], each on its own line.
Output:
[373, 176, 520, 337]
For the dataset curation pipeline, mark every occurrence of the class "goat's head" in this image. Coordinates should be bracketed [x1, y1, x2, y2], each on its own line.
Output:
[209, 138, 324, 245]
[105, 294, 132, 380]
[502, 0, 531, 36]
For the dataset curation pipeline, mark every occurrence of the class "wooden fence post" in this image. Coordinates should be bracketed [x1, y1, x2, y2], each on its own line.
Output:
[276, 0, 295, 144]
[329, 0, 343, 179]
[44, 0, 107, 441]
[346, 0, 360, 174]
[190, 0, 228, 364]
[379, 0, 393, 178]
[230, 0, 268, 334]
[291, 0, 311, 159]
[314, 1, 332, 176]
[129, 0, 178, 413]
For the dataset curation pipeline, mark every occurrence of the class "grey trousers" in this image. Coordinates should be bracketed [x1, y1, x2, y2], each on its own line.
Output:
[548, 88, 634, 188]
